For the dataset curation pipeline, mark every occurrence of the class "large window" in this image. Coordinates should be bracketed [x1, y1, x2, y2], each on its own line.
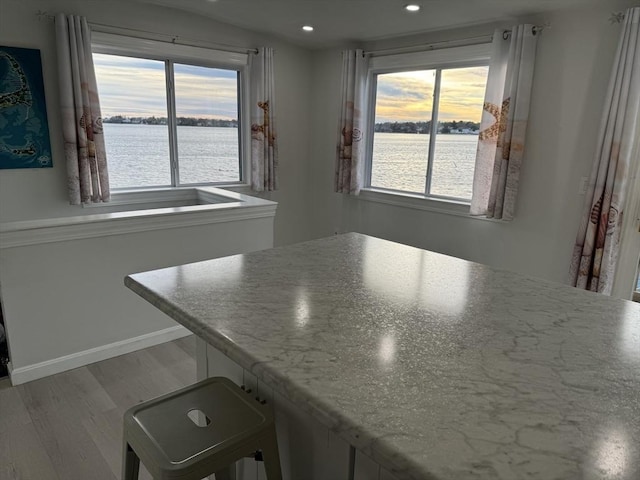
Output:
[367, 44, 491, 202]
[92, 33, 248, 190]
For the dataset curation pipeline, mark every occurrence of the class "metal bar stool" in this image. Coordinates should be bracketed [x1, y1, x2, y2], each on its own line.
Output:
[122, 376, 282, 480]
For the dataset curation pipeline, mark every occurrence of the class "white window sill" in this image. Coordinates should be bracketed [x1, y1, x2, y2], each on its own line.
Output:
[355, 188, 503, 222]
[82, 184, 250, 208]
[356, 188, 470, 216]
[0, 187, 276, 248]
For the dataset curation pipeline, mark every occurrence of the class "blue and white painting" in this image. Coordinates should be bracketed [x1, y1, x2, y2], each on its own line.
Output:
[0, 46, 52, 169]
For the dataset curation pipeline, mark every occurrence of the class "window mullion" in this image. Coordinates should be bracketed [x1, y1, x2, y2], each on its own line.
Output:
[165, 60, 180, 186]
[236, 72, 243, 182]
[425, 69, 442, 196]
[365, 73, 378, 187]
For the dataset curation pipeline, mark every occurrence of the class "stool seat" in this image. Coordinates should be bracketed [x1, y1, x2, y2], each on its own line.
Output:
[122, 377, 282, 480]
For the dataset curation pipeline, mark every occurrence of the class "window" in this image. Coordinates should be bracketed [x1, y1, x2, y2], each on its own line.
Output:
[92, 33, 249, 190]
[366, 44, 491, 203]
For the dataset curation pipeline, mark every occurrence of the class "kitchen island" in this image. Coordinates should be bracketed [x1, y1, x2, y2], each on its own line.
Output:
[125, 233, 640, 480]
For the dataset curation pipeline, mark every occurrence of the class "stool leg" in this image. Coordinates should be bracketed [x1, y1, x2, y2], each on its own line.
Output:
[261, 428, 282, 480]
[122, 442, 140, 480]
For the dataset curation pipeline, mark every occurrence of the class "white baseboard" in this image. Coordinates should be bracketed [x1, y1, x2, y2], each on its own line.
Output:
[8, 325, 192, 386]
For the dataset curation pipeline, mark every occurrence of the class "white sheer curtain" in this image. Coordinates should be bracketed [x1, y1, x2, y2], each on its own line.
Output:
[335, 49, 369, 195]
[250, 47, 278, 192]
[55, 14, 109, 205]
[471, 25, 538, 219]
[569, 7, 640, 294]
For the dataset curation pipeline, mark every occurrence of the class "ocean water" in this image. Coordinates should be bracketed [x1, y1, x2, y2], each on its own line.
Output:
[372, 132, 477, 199]
[103, 124, 239, 189]
[105, 124, 477, 199]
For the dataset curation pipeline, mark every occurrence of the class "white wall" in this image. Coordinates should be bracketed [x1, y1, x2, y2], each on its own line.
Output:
[310, 1, 638, 284]
[0, 0, 313, 245]
[1, 213, 275, 383]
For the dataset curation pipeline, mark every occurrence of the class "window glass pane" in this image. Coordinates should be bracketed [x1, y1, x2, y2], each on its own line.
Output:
[174, 64, 240, 184]
[430, 66, 488, 199]
[371, 70, 435, 193]
[93, 53, 171, 188]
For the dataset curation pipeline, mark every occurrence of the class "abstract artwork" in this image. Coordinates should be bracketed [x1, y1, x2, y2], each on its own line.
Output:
[0, 46, 52, 169]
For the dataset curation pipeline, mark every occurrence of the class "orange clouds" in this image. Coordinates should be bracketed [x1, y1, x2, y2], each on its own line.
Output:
[374, 66, 489, 123]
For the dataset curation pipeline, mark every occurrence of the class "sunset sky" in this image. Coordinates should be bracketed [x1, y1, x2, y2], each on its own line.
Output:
[94, 53, 487, 123]
[93, 53, 238, 119]
[375, 66, 488, 123]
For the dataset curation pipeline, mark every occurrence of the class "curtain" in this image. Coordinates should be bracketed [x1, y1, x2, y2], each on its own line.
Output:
[55, 14, 109, 205]
[249, 47, 278, 192]
[335, 49, 369, 195]
[470, 25, 538, 219]
[569, 7, 640, 294]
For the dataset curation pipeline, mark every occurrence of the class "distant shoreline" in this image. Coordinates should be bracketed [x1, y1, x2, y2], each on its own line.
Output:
[104, 118, 481, 134]
[102, 116, 238, 128]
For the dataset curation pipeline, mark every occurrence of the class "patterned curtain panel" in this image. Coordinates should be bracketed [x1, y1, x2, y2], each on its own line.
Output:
[470, 25, 538, 220]
[250, 47, 278, 192]
[55, 14, 109, 205]
[335, 49, 369, 195]
[569, 7, 640, 294]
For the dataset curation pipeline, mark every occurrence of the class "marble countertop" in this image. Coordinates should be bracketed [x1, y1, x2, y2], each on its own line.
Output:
[125, 233, 640, 480]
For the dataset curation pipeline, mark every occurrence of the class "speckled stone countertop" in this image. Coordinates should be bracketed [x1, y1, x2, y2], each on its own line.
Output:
[125, 233, 640, 480]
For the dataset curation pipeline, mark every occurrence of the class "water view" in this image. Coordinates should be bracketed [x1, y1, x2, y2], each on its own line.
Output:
[104, 124, 240, 188]
[372, 133, 477, 199]
[105, 124, 478, 199]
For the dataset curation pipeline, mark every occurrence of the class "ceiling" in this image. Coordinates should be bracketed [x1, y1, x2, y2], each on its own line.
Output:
[134, 0, 606, 48]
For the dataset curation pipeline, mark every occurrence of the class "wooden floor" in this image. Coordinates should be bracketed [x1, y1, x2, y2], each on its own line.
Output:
[0, 336, 197, 480]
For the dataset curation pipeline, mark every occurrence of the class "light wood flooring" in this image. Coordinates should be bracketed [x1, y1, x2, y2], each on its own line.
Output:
[0, 336, 197, 480]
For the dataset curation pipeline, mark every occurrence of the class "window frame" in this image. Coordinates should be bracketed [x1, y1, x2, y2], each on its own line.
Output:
[365, 43, 492, 205]
[634, 260, 640, 302]
[91, 32, 250, 191]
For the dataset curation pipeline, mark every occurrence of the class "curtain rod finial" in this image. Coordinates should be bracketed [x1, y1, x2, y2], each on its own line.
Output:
[36, 10, 54, 22]
[532, 22, 550, 35]
[609, 12, 625, 24]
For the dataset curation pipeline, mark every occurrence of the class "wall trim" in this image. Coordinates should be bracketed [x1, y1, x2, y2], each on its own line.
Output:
[8, 325, 192, 385]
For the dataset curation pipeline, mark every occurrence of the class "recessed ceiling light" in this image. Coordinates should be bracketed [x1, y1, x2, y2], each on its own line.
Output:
[302, 25, 314, 32]
[404, 4, 420, 12]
